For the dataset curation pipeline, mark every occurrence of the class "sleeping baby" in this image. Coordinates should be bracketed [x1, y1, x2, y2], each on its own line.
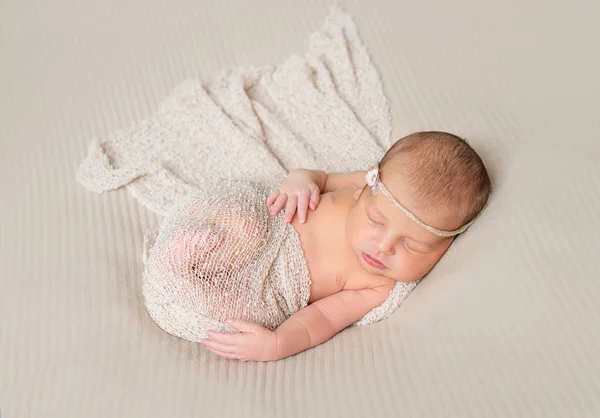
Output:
[141, 131, 491, 361]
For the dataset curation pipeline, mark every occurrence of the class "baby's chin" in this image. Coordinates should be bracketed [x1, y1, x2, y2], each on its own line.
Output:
[363, 264, 410, 283]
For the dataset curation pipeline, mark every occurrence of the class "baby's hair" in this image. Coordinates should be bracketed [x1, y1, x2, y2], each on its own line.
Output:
[379, 131, 491, 228]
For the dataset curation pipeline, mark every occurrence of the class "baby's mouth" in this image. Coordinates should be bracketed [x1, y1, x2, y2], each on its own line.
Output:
[361, 252, 387, 269]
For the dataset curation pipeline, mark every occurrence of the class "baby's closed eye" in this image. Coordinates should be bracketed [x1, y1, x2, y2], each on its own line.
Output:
[366, 213, 383, 227]
[401, 239, 414, 251]
[402, 239, 433, 254]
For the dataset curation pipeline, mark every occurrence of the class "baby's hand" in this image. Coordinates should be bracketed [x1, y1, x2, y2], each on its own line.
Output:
[266, 169, 322, 224]
[201, 319, 278, 361]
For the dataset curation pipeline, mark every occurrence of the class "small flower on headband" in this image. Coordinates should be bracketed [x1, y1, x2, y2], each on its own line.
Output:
[365, 165, 379, 192]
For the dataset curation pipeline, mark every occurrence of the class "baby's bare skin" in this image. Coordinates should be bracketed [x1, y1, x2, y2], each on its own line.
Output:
[203, 170, 455, 361]
[290, 187, 395, 303]
[202, 133, 489, 361]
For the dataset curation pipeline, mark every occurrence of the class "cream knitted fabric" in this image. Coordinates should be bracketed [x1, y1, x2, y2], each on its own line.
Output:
[77, 6, 416, 328]
[76, 7, 389, 215]
[142, 181, 312, 342]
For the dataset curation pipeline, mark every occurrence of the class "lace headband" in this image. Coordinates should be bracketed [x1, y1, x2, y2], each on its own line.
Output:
[365, 165, 488, 237]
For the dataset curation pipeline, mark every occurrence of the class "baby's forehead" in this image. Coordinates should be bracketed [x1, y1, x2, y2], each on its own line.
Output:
[365, 190, 444, 245]
[366, 192, 410, 220]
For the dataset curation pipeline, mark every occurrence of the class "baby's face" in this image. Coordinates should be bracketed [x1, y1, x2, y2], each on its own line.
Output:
[345, 178, 454, 283]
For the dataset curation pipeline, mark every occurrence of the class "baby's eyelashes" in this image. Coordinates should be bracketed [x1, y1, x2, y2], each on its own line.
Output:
[366, 214, 383, 227]
[401, 239, 429, 254]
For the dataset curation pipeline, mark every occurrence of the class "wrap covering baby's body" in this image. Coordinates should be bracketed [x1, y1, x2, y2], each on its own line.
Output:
[142, 180, 416, 342]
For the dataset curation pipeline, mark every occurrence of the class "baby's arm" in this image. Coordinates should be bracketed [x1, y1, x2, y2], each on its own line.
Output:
[297, 169, 367, 192]
[320, 170, 367, 192]
[272, 285, 389, 359]
[267, 169, 367, 223]
[201, 284, 390, 361]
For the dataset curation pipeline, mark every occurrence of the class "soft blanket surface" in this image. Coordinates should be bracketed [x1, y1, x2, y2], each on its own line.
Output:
[77, 7, 389, 215]
[2, 0, 600, 417]
[77, 7, 415, 325]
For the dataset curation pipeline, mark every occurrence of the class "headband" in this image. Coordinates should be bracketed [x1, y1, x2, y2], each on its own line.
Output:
[365, 165, 488, 237]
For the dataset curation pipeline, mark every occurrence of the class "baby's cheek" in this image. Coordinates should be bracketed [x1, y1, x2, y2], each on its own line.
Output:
[344, 219, 358, 243]
[389, 254, 419, 281]
[353, 227, 372, 248]
[400, 253, 441, 282]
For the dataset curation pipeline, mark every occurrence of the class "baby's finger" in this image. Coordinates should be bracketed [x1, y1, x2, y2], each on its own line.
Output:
[206, 329, 242, 345]
[201, 338, 236, 354]
[266, 189, 280, 206]
[284, 195, 298, 223]
[310, 188, 320, 210]
[271, 193, 288, 215]
[226, 318, 263, 334]
[297, 193, 309, 224]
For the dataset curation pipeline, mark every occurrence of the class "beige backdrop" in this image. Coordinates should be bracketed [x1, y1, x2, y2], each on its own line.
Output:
[2, 0, 600, 417]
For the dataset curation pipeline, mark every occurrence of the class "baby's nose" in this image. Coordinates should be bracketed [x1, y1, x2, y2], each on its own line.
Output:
[377, 240, 395, 256]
